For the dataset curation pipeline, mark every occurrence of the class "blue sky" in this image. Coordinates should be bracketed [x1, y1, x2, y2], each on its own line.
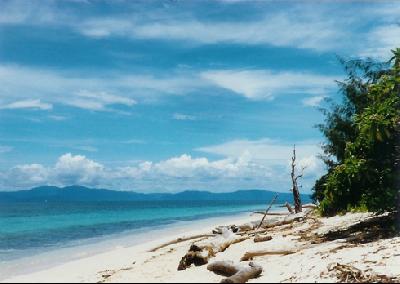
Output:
[0, 0, 399, 192]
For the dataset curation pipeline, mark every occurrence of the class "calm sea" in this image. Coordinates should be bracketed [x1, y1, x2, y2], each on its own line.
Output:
[0, 200, 269, 263]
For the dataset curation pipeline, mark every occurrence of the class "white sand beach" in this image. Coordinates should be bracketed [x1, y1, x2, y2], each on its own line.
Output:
[3, 210, 400, 283]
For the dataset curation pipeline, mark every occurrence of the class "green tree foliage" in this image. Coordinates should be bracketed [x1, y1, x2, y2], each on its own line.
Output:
[313, 49, 400, 216]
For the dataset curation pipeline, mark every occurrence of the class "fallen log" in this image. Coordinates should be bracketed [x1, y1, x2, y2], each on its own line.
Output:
[302, 203, 317, 209]
[148, 234, 214, 252]
[254, 235, 272, 243]
[252, 211, 289, 216]
[241, 249, 296, 261]
[207, 261, 262, 283]
[178, 229, 249, 270]
[236, 209, 310, 237]
[285, 202, 294, 214]
[238, 222, 256, 232]
[237, 218, 296, 236]
[279, 203, 315, 210]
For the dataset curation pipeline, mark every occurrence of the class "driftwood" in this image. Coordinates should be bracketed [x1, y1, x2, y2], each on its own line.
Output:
[178, 230, 249, 270]
[285, 202, 294, 214]
[254, 235, 272, 243]
[252, 211, 288, 216]
[207, 261, 262, 283]
[261, 212, 306, 229]
[149, 234, 214, 252]
[257, 194, 279, 229]
[302, 203, 317, 209]
[237, 214, 302, 236]
[213, 225, 239, 234]
[241, 249, 296, 261]
[238, 222, 256, 232]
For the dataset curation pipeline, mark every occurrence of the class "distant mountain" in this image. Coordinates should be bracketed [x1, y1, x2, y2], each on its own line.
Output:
[0, 186, 311, 203]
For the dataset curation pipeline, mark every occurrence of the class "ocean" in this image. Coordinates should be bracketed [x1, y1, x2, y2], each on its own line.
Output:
[0, 200, 270, 263]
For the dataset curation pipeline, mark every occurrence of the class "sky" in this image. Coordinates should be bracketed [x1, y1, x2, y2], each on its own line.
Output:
[0, 0, 399, 193]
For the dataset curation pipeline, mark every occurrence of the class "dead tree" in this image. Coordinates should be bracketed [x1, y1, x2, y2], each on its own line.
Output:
[291, 145, 306, 213]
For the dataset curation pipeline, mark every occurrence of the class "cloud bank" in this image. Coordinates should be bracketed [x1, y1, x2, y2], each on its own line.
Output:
[0, 64, 338, 112]
[0, 139, 325, 193]
[0, 1, 398, 58]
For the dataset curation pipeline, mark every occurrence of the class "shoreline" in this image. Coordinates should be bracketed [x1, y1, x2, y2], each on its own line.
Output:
[1, 210, 263, 282]
[3, 210, 400, 283]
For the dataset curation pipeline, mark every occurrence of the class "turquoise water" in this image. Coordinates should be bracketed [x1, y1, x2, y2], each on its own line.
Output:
[0, 200, 269, 262]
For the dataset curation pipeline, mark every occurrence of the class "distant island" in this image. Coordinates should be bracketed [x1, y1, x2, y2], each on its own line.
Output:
[0, 186, 311, 203]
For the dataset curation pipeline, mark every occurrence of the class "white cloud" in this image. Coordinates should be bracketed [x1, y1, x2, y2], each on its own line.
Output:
[297, 155, 321, 175]
[72, 4, 400, 59]
[0, 0, 60, 25]
[79, 18, 134, 38]
[6, 164, 49, 187]
[1, 1, 399, 59]
[0, 151, 286, 192]
[76, 13, 343, 52]
[201, 70, 336, 100]
[1, 138, 325, 192]
[1, 154, 104, 188]
[0, 99, 53, 110]
[172, 113, 196, 121]
[53, 153, 104, 185]
[361, 24, 400, 60]
[198, 138, 325, 189]
[0, 65, 339, 112]
[0, 64, 201, 112]
[151, 153, 259, 179]
[302, 96, 326, 107]
[197, 138, 321, 164]
[69, 90, 136, 111]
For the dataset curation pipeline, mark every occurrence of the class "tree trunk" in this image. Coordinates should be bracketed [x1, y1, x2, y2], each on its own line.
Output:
[397, 185, 400, 233]
[285, 202, 294, 214]
[291, 145, 303, 213]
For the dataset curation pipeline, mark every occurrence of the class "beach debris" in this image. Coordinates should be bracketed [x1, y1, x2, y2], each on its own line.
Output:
[251, 211, 289, 216]
[148, 233, 214, 252]
[238, 222, 255, 232]
[327, 262, 400, 283]
[240, 249, 296, 261]
[236, 213, 307, 237]
[253, 234, 272, 243]
[178, 229, 249, 270]
[213, 225, 239, 234]
[302, 203, 318, 209]
[98, 269, 117, 283]
[256, 193, 279, 230]
[207, 261, 262, 283]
